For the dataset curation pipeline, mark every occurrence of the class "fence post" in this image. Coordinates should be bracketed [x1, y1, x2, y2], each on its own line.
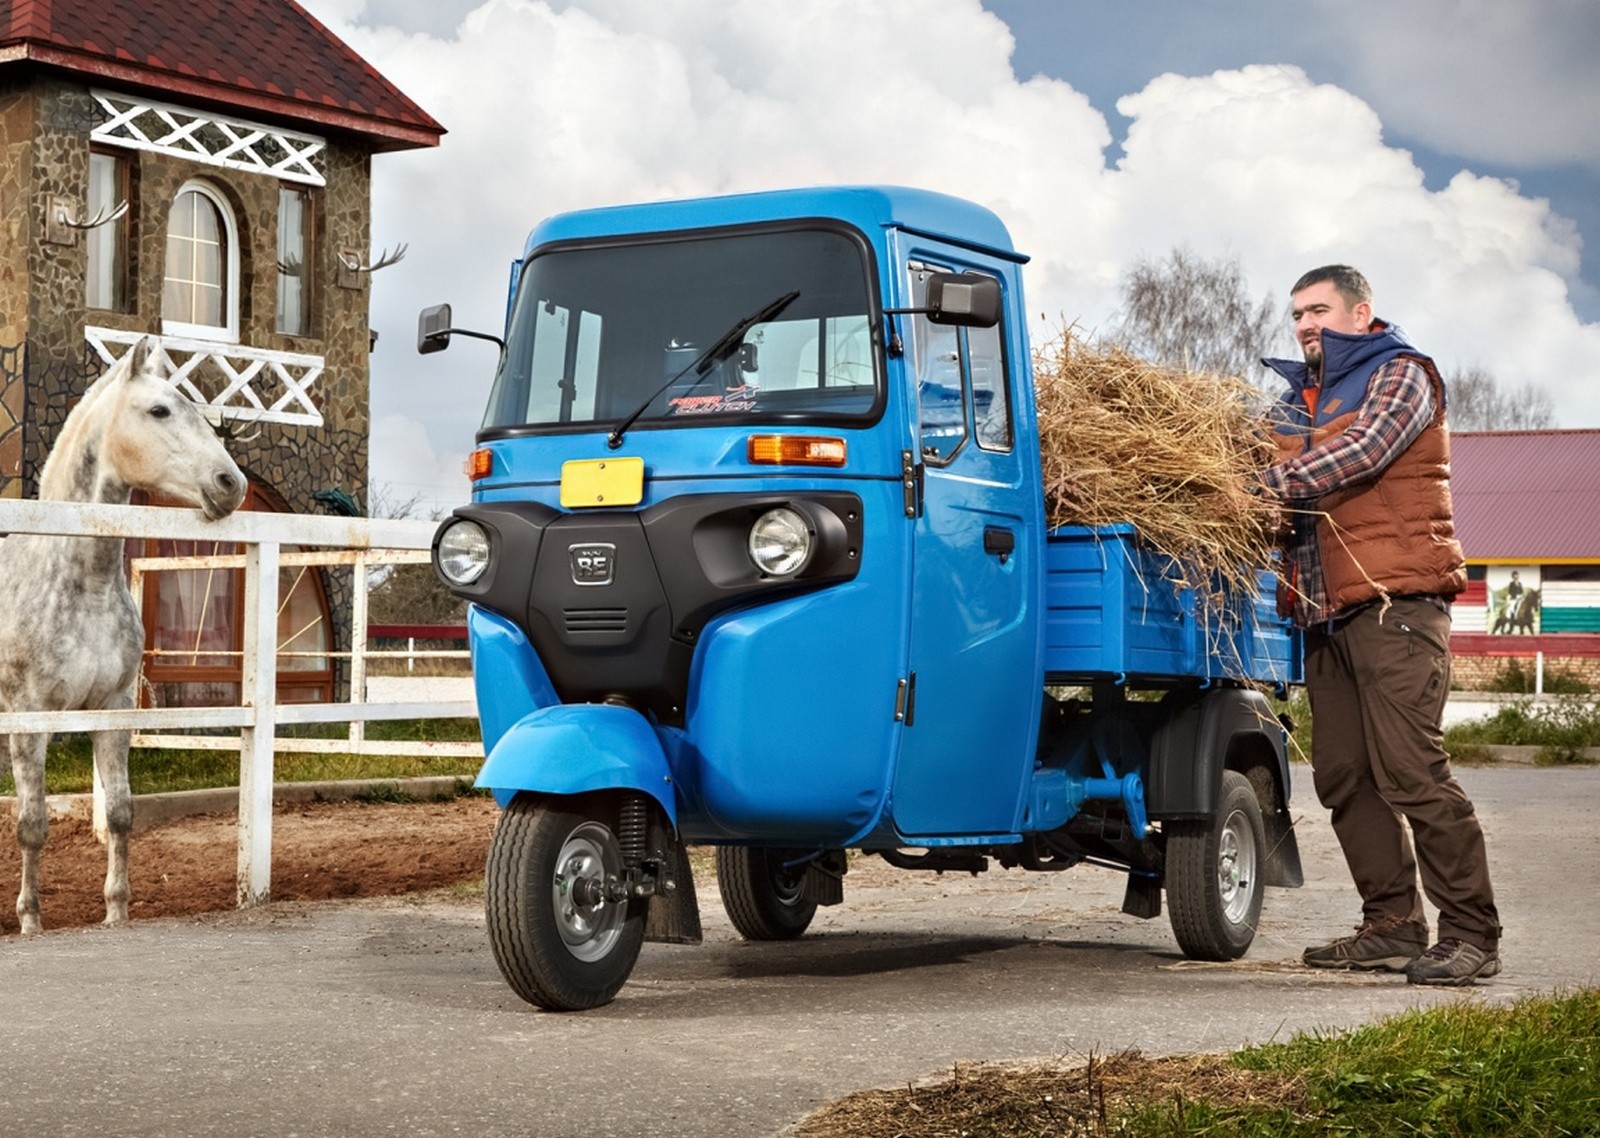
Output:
[238, 540, 281, 907]
[349, 550, 369, 748]
[1535, 650, 1545, 696]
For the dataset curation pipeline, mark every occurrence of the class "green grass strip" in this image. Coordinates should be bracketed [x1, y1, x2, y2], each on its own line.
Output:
[1120, 989, 1600, 1136]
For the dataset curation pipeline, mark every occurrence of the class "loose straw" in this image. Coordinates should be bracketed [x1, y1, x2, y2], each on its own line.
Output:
[1033, 326, 1281, 608]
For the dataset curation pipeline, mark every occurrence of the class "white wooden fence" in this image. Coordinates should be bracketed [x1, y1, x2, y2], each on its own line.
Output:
[0, 498, 479, 908]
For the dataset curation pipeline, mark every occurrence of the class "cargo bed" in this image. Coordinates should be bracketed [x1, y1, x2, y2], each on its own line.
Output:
[1042, 524, 1302, 687]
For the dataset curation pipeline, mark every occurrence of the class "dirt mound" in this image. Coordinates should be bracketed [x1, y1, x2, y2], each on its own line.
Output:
[1, 795, 499, 936]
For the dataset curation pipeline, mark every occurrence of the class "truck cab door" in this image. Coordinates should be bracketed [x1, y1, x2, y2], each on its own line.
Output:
[892, 260, 1045, 836]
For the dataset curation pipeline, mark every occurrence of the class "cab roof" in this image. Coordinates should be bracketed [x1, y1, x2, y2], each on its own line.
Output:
[523, 185, 1026, 264]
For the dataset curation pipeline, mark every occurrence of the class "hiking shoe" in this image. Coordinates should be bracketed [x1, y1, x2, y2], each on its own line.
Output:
[1404, 938, 1501, 986]
[1303, 918, 1427, 972]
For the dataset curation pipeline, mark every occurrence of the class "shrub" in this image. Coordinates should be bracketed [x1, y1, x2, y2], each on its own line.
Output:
[1485, 658, 1591, 695]
[1444, 696, 1600, 764]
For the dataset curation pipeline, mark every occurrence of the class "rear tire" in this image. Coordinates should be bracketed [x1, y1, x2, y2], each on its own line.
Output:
[1165, 770, 1264, 961]
[715, 846, 819, 940]
[484, 793, 646, 1011]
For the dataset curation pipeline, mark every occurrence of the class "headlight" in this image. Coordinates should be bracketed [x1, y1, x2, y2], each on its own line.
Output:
[436, 519, 491, 585]
[748, 507, 813, 577]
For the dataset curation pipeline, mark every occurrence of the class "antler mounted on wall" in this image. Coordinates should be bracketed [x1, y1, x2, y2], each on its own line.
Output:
[46, 195, 129, 245]
[340, 244, 408, 273]
[337, 243, 408, 289]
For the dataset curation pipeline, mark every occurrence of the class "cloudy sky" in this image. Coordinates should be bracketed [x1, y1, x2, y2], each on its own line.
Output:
[294, 0, 1600, 516]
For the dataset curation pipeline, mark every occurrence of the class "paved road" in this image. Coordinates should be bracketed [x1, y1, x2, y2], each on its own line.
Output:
[3, 763, 1597, 1138]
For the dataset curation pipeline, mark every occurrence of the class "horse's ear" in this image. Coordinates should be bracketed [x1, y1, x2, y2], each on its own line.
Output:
[123, 335, 166, 381]
[126, 336, 152, 376]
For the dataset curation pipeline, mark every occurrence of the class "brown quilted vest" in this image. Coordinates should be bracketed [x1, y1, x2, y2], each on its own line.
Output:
[1307, 358, 1467, 610]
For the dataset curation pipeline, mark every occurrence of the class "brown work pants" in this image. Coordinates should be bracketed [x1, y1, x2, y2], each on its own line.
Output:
[1304, 597, 1501, 950]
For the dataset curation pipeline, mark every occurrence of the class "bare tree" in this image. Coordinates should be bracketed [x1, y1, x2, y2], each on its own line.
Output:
[1445, 366, 1558, 431]
[1112, 248, 1289, 383]
[365, 482, 464, 626]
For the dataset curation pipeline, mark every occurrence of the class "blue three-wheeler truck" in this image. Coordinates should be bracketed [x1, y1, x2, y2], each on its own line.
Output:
[420, 185, 1304, 1011]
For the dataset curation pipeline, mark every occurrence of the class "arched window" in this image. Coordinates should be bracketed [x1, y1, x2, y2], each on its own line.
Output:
[162, 180, 239, 341]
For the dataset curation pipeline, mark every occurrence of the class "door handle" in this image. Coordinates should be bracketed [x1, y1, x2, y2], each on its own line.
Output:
[983, 526, 1015, 563]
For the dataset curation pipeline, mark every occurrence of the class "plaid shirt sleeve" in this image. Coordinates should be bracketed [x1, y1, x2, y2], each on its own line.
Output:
[1259, 359, 1436, 501]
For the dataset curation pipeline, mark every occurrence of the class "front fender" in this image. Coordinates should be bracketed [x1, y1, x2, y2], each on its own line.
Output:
[475, 703, 678, 825]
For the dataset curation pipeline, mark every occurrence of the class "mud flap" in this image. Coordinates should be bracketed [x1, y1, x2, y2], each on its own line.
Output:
[1122, 873, 1162, 920]
[802, 849, 848, 907]
[1264, 812, 1304, 888]
[644, 842, 703, 945]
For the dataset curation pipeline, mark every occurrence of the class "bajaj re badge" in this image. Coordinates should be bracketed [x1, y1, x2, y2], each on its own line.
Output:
[569, 543, 616, 586]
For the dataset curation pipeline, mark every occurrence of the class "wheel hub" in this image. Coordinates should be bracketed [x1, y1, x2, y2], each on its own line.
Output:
[1216, 808, 1258, 924]
[550, 823, 628, 962]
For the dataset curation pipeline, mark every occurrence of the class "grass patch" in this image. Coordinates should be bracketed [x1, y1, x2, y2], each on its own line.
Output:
[1444, 697, 1600, 765]
[1278, 689, 1600, 765]
[798, 989, 1600, 1137]
[0, 720, 483, 797]
[276, 717, 481, 743]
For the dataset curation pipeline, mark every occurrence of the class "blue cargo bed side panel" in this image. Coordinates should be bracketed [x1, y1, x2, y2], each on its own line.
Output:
[1043, 525, 1302, 686]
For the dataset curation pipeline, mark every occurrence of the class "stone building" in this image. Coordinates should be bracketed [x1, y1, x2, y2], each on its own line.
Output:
[0, 0, 443, 704]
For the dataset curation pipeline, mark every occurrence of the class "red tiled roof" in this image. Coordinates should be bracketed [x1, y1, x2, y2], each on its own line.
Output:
[0, 0, 442, 151]
[1451, 429, 1600, 561]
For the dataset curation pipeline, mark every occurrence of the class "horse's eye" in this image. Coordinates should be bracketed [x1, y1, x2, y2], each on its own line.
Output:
[150, 404, 172, 419]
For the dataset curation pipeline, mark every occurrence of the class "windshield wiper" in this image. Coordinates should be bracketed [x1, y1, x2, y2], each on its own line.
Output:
[606, 290, 800, 450]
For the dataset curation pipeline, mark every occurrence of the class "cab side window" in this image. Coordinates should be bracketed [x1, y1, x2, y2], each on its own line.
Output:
[968, 319, 1012, 452]
[910, 263, 1011, 464]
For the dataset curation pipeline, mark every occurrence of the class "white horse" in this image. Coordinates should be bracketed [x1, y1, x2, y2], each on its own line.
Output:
[1, 336, 245, 934]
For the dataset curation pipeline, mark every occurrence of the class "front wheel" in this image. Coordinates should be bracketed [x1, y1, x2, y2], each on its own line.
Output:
[1165, 770, 1265, 961]
[715, 846, 820, 940]
[484, 793, 646, 1011]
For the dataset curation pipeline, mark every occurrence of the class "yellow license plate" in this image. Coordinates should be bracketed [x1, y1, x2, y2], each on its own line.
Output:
[560, 457, 644, 508]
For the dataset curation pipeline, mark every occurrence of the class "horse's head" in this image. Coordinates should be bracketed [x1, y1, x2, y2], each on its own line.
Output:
[103, 337, 247, 520]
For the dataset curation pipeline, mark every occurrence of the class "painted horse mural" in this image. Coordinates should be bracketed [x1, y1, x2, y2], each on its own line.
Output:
[1491, 588, 1542, 635]
[1, 337, 245, 934]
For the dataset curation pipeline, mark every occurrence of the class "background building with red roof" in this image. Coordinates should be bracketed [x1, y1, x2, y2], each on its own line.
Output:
[0, 0, 443, 704]
[1450, 429, 1600, 686]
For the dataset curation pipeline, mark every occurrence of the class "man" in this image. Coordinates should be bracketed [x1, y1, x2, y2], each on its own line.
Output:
[1496, 570, 1524, 635]
[1259, 265, 1501, 986]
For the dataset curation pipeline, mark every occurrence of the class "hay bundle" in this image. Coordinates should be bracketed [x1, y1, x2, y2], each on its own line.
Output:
[1034, 327, 1280, 601]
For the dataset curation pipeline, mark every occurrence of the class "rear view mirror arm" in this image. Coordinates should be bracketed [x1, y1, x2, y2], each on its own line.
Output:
[428, 327, 506, 352]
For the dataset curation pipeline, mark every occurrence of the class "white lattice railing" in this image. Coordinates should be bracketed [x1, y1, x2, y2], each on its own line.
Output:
[86, 326, 325, 427]
[91, 89, 326, 187]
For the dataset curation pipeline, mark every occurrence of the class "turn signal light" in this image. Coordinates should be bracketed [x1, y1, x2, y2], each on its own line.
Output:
[746, 435, 847, 467]
[466, 448, 494, 481]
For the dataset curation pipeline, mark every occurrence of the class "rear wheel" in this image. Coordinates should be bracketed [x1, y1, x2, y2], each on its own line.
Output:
[716, 846, 819, 940]
[1165, 770, 1265, 961]
[484, 793, 646, 1011]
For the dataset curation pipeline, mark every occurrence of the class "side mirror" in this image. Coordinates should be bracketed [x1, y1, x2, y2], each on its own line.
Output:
[925, 273, 1002, 328]
[418, 304, 453, 354]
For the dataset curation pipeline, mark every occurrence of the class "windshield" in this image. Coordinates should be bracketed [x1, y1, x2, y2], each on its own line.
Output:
[482, 226, 880, 433]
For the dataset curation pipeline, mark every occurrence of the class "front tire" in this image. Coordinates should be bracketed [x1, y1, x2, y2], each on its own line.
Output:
[484, 793, 646, 1011]
[1165, 770, 1265, 961]
[715, 846, 819, 940]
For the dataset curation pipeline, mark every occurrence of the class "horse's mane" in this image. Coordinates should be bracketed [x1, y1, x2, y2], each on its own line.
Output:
[37, 349, 138, 500]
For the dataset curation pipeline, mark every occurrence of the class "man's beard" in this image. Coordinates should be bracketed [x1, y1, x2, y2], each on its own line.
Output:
[1302, 343, 1323, 381]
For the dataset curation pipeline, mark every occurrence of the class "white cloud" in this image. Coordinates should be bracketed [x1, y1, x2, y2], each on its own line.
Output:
[1104, 65, 1600, 416]
[298, 0, 1600, 512]
[368, 413, 471, 518]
